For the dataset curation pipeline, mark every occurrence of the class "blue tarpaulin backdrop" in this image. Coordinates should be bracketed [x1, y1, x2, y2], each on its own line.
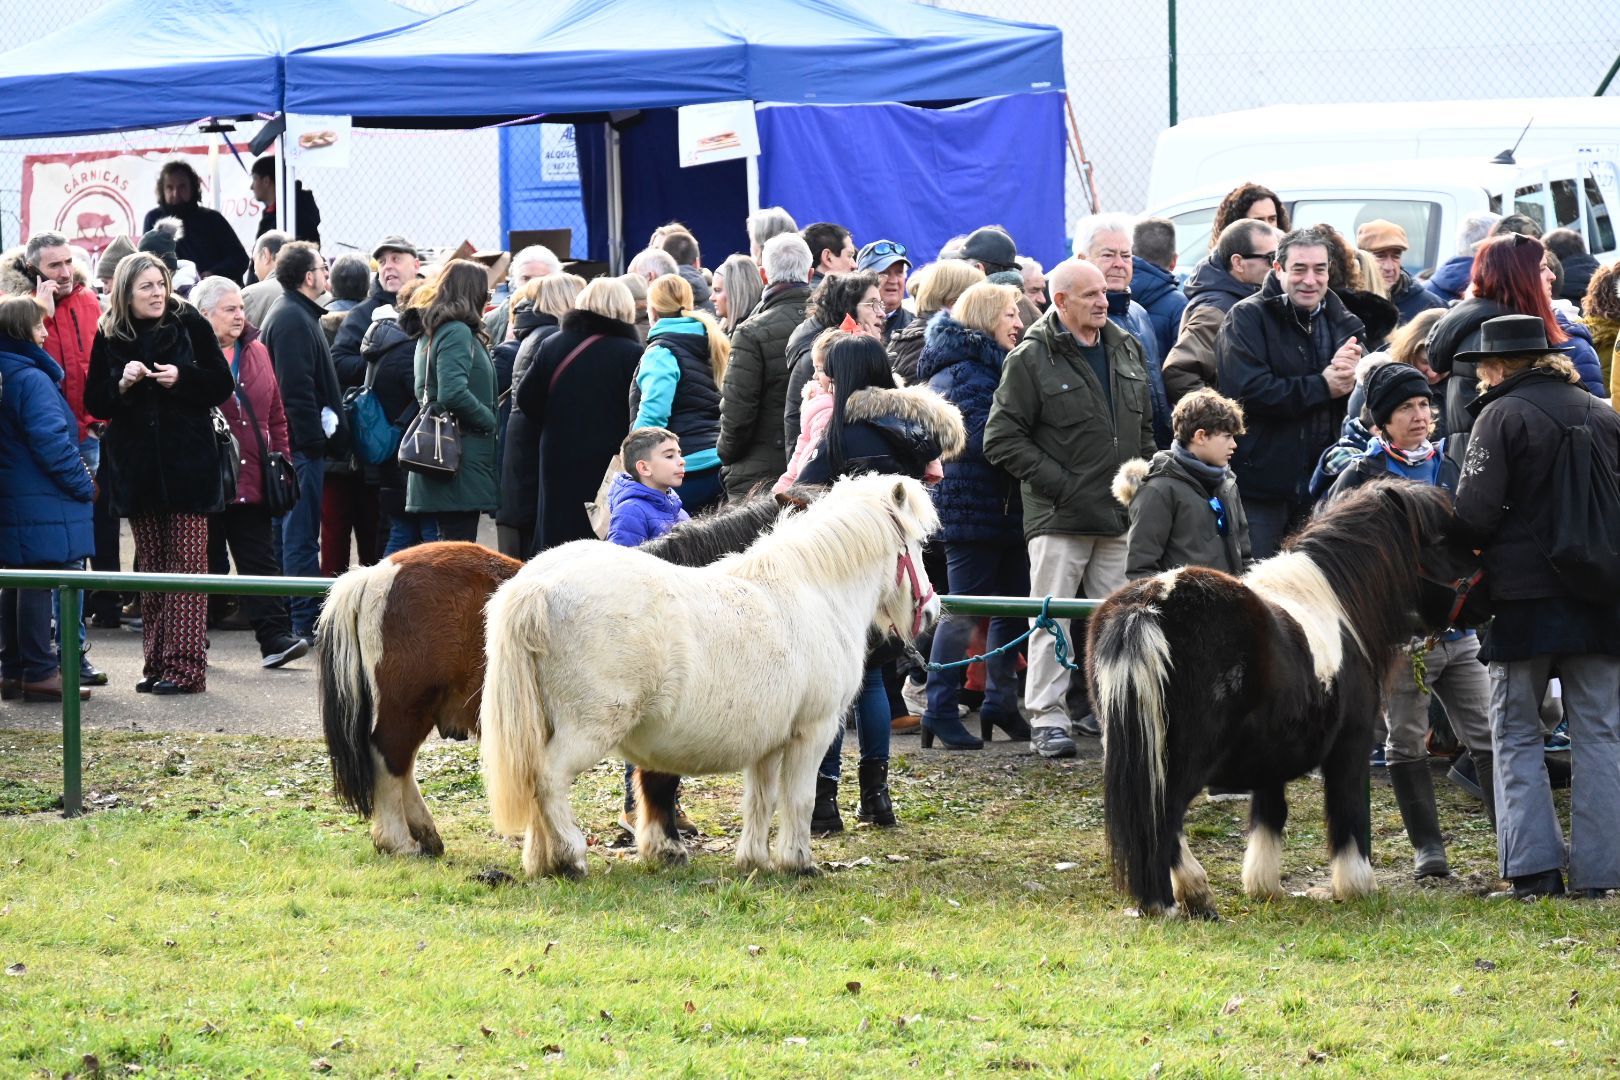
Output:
[757, 94, 1069, 270]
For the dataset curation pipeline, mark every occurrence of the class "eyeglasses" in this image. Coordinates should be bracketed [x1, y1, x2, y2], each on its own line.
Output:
[1208, 495, 1228, 535]
[1237, 251, 1277, 262]
[861, 299, 885, 314]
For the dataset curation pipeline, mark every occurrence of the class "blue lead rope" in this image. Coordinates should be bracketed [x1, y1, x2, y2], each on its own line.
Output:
[910, 596, 1081, 673]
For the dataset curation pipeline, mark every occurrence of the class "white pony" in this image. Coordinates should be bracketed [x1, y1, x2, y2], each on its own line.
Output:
[479, 472, 943, 879]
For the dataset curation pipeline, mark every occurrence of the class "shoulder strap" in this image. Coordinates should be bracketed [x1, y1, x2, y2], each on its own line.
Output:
[549, 334, 604, 394]
[419, 331, 436, 406]
[230, 358, 273, 460]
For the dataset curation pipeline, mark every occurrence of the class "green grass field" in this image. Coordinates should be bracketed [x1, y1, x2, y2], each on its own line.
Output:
[2, 728, 1616, 1077]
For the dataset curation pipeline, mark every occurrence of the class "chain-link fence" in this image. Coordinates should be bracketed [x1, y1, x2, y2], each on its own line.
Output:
[934, 0, 1620, 229]
[3, 1, 1618, 259]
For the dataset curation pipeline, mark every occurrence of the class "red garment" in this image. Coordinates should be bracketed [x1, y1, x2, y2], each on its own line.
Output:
[42, 283, 101, 440]
[217, 328, 292, 507]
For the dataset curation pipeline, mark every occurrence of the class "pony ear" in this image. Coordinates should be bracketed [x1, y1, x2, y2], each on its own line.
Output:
[892, 481, 907, 507]
[775, 491, 810, 511]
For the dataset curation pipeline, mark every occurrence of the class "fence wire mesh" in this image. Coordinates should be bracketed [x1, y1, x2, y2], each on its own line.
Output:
[1, 1, 1617, 256]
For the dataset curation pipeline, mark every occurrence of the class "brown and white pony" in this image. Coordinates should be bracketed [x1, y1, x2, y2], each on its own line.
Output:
[316, 491, 813, 857]
[479, 473, 941, 879]
[1092, 481, 1480, 919]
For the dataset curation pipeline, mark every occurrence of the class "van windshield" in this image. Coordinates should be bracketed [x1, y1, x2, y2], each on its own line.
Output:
[1289, 200, 1441, 276]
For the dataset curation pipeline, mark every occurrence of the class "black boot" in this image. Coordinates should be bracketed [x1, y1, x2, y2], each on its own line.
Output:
[856, 758, 896, 828]
[811, 776, 844, 836]
[1389, 760, 1450, 879]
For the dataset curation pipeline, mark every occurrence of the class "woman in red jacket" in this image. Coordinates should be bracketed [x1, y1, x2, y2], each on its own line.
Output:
[191, 277, 308, 669]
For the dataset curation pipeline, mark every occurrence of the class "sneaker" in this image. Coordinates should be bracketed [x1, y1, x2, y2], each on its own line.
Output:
[1544, 719, 1570, 752]
[1031, 726, 1077, 759]
[901, 676, 927, 717]
[1369, 746, 1387, 768]
[261, 635, 311, 669]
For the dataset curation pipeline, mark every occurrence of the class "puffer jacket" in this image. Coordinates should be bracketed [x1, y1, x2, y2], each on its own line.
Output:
[1109, 293, 1172, 448]
[1130, 256, 1188, 358]
[983, 310, 1157, 539]
[1426, 254, 1474, 304]
[1215, 273, 1364, 503]
[718, 280, 812, 499]
[1390, 270, 1446, 326]
[915, 312, 1021, 544]
[629, 316, 721, 465]
[886, 310, 933, 384]
[795, 383, 965, 487]
[0, 335, 94, 565]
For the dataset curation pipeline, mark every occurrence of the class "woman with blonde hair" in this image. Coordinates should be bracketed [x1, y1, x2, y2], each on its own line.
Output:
[496, 273, 585, 556]
[404, 259, 500, 542]
[516, 276, 646, 550]
[888, 260, 986, 382]
[913, 281, 1028, 748]
[630, 273, 731, 512]
[83, 252, 233, 693]
[712, 253, 763, 334]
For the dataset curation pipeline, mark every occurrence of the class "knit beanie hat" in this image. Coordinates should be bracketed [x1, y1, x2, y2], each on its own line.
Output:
[138, 217, 183, 271]
[97, 235, 137, 282]
[1363, 362, 1431, 431]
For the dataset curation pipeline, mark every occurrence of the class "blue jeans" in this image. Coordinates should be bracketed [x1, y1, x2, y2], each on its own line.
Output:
[384, 513, 440, 556]
[3, 561, 80, 681]
[925, 539, 1028, 726]
[279, 451, 326, 637]
[1243, 496, 1311, 561]
[819, 663, 890, 781]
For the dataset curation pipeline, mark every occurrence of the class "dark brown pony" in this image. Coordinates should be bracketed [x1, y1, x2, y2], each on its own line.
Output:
[317, 491, 812, 856]
[1091, 481, 1479, 918]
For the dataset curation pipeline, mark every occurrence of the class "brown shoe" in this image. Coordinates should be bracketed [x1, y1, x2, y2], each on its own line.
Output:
[891, 713, 921, 734]
[21, 673, 91, 702]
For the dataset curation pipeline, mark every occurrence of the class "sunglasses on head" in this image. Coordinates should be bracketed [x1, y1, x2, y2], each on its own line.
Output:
[863, 241, 907, 258]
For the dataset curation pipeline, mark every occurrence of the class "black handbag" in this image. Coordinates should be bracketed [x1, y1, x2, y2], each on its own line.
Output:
[398, 333, 463, 477]
[230, 360, 301, 517]
[211, 407, 241, 510]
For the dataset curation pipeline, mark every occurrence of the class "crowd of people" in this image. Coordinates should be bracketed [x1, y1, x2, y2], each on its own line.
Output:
[2, 158, 1618, 899]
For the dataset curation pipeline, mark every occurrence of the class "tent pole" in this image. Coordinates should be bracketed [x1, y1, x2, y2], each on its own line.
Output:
[276, 133, 289, 237]
[286, 161, 300, 243]
[745, 152, 761, 218]
[606, 122, 624, 275]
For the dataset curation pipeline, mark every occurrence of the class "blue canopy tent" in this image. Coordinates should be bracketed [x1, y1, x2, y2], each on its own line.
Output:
[0, 0, 423, 139]
[286, 0, 1067, 269]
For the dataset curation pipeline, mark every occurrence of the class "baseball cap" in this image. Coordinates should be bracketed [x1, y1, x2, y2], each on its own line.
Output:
[857, 239, 910, 273]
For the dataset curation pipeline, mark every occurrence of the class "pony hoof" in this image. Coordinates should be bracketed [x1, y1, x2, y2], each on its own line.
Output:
[410, 828, 445, 858]
[1177, 904, 1221, 922]
[784, 863, 824, 879]
[551, 861, 588, 881]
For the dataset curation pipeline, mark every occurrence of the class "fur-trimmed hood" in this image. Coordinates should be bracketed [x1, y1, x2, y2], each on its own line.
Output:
[914, 310, 1006, 385]
[0, 246, 90, 297]
[1111, 457, 1151, 506]
[843, 383, 966, 461]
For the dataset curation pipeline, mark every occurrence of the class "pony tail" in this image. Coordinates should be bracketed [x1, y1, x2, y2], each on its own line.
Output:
[687, 307, 731, 386]
[479, 571, 556, 837]
[316, 560, 401, 817]
[1094, 602, 1175, 905]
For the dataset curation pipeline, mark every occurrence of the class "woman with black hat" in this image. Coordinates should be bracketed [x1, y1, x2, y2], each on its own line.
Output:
[1327, 359, 1492, 881]
[1453, 313, 1620, 900]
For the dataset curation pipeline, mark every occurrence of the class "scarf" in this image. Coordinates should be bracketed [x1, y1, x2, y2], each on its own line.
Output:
[1170, 440, 1230, 489]
[1373, 436, 1438, 468]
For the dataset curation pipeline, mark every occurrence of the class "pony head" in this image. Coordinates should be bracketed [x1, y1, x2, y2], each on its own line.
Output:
[820, 473, 942, 647]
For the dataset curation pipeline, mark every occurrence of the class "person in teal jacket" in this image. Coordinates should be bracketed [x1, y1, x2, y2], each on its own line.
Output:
[628, 274, 729, 514]
[404, 261, 500, 541]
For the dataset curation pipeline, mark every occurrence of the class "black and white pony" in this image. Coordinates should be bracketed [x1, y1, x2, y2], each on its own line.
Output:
[1091, 481, 1480, 918]
[479, 473, 941, 879]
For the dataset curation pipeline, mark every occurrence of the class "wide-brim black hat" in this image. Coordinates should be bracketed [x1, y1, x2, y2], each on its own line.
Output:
[1452, 313, 1573, 361]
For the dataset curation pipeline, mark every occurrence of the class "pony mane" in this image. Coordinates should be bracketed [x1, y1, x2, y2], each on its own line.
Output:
[1281, 481, 1445, 659]
[727, 473, 938, 586]
[642, 487, 818, 568]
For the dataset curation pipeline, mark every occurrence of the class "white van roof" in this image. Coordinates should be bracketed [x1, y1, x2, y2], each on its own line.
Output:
[1148, 156, 1549, 214]
[1147, 97, 1620, 205]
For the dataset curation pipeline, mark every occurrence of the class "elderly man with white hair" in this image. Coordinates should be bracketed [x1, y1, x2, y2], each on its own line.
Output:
[628, 246, 680, 284]
[716, 233, 815, 501]
[485, 243, 563, 344]
[1073, 213, 1172, 448]
[1426, 212, 1502, 304]
[188, 275, 308, 670]
[747, 206, 798, 263]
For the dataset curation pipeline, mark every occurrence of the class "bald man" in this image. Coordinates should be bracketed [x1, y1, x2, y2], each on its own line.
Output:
[983, 259, 1158, 758]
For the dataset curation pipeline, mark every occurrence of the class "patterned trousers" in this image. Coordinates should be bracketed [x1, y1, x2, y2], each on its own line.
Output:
[130, 513, 210, 690]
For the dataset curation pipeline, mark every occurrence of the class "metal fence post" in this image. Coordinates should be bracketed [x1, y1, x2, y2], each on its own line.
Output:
[59, 584, 82, 818]
[1167, 0, 1179, 128]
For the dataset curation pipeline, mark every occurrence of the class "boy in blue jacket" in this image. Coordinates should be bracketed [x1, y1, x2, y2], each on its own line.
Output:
[606, 427, 689, 547]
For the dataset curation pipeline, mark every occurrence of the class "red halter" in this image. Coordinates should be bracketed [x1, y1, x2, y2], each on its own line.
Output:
[894, 550, 936, 641]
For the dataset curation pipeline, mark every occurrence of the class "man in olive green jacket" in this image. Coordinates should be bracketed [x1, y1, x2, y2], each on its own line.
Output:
[983, 259, 1157, 757]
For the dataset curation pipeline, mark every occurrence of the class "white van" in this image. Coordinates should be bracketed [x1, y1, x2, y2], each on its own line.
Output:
[1146, 155, 1620, 275]
[1145, 97, 1620, 208]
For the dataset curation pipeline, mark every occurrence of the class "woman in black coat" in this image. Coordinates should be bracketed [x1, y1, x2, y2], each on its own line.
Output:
[83, 253, 234, 693]
[361, 280, 433, 555]
[498, 276, 581, 557]
[514, 278, 644, 552]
